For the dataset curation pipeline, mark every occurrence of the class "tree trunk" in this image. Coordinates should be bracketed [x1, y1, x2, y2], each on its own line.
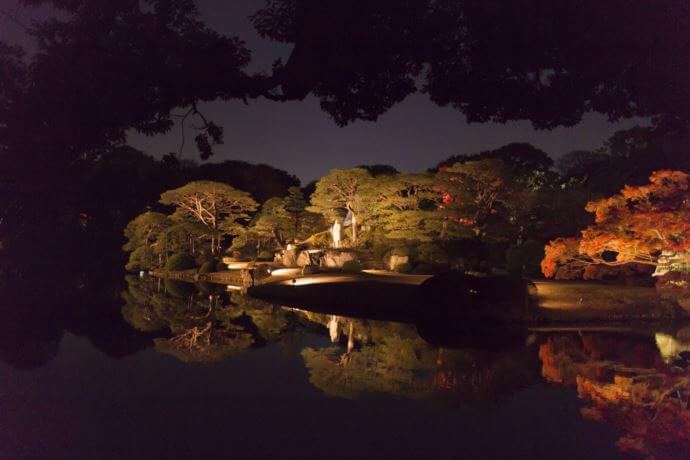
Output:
[351, 212, 357, 243]
[272, 228, 285, 249]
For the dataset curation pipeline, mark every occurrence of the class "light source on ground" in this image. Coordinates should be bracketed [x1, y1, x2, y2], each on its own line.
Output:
[270, 268, 301, 277]
[226, 262, 251, 270]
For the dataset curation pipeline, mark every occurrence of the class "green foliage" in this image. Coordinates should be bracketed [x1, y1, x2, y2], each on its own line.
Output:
[125, 245, 157, 271]
[371, 242, 392, 262]
[416, 243, 448, 265]
[395, 262, 413, 273]
[432, 143, 553, 173]
[123, 212, 172, 271]
[160, 181, 258, 252]
[243, 187, 324, 252]
[156, 221, 210, 256]
[307, 168, 373, 245]
[308, 168, 373, 219]
[257, 250, 274, 261]
[199, 261, 216, 274]
[302, 230, 332, 248]
[196, 252, 216, 267]
[250, 196, 290, 243]
[342, 260, 362, 273]
[165, 253, 195, 271]
[123, 211, 172, 252]
[363, 173, 442, 242]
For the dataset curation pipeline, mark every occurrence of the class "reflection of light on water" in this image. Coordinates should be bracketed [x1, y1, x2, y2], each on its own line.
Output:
[654, 332, 690, 362]
[226, 285, 242, 291]
[328, 315, 339, 342]
[531, 282, 575, 310]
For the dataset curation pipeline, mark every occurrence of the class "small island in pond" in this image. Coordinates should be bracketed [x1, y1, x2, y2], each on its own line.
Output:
[124, 163, 690, 324]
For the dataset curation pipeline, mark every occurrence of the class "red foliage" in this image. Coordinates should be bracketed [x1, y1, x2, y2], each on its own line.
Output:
[541, 170, 690, 278]
[538, 334, 690, 458]
[540, 237, 584, 279]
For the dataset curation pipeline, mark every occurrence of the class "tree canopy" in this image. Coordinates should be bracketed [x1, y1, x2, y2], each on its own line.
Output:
[307, 168, 373, 242]
[160, 181, 258, 253]
[3, 0, 690, 163]
[541, 170, 690, 279]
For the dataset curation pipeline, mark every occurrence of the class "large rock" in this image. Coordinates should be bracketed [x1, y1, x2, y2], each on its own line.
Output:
[322, 250, 358, 268]
[281, 248, 298, 267]
[296, 250, 313, 267]
[389, 255, 409, 271]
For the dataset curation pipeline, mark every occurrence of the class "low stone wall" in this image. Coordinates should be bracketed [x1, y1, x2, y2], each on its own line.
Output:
[532, 279, 686, 320]
[277, 248, 359, 268]
[149, 269, 244, 285]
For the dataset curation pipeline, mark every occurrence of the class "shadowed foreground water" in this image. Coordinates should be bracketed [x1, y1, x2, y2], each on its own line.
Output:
[2, 276, 688, 459]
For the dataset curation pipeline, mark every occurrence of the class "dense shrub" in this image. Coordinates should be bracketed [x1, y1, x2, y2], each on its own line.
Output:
[417, 243, 447, 265]
[165, 253, 195, 271]
[254, 264, 272, 278]
[412, 263, 434, 274]
[195, 251, 216, 267]
[371, 243, 391, 262]
[506, 240, 545, 276]
[391, 246, 411, 256]
[310, 231, 332, 248]
[342, 260, 362, 273]
[257, 250, 274, 261]
[382, 245, 412, 266]
[199, 261, 215, 274]
[125, 246, 156, 272]
[395, 262, 413, 274]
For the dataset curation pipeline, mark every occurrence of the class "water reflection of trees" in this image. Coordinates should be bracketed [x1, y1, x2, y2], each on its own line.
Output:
[538, 332, 690, 459]
[121, 276, 296, 362]
[299, 313, 537, 404]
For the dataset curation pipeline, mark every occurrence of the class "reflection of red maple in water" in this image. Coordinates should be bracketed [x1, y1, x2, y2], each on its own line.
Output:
[538, 335, 690, 459]
[432, 370, 458, 390]
[433, 348, 457, 390]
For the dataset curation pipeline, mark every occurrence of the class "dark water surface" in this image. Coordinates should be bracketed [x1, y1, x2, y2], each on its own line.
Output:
[2, 276, 688, 459]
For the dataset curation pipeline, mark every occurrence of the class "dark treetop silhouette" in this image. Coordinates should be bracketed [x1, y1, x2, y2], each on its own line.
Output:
[2, 0, 690, 162]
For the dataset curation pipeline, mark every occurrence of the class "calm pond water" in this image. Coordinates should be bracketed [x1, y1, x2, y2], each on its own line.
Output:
[1, 275, 689, 459]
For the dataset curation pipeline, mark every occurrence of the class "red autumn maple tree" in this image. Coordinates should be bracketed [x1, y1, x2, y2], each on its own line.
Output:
[542, 170, 690, 279]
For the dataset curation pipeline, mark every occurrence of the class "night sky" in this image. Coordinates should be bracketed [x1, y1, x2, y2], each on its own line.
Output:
[1, 0, 648, 184]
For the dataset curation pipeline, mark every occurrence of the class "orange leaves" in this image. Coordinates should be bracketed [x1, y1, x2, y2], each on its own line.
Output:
[542, 170, 690, 278]
[541, 237, 582, 278]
